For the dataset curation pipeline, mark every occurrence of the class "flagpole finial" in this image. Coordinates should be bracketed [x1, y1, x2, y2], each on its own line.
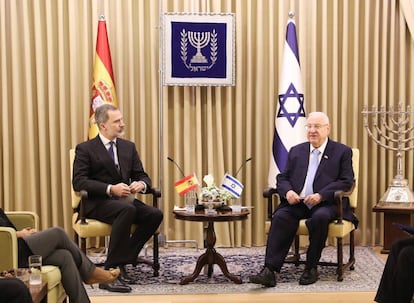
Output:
[288, 11, 295, 19]
[99, 15, 105, 21]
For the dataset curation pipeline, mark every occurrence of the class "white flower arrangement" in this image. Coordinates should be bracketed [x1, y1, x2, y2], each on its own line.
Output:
[200, 174, 234, 202]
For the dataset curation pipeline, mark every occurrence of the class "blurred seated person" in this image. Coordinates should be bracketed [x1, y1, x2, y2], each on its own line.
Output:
[0, 207, 120, 303]
[375, 236, 414, 303]
[0, 278, 33, 303]
[249, 112, 357, 287]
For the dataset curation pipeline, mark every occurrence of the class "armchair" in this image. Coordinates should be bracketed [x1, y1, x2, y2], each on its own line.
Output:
[69, 148, 161, 276]
[0, 211, 67, 303]
[264, 148, 359, 281]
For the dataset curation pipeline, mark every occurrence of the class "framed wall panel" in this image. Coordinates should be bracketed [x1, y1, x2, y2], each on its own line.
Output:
[162, 12, 235, 86]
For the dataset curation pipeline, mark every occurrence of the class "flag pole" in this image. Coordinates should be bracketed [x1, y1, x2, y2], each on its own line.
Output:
[267, 10, 307, 187]
[157, 0, 166, 246]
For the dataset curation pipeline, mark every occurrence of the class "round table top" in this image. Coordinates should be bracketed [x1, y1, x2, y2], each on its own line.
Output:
[173, 208, 250, 222]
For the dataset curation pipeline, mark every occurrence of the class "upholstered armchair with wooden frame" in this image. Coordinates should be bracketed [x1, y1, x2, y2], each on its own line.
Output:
[69, 149, 161, 277]
[0, 211, 67, 303]
[264, 148, 359, 281]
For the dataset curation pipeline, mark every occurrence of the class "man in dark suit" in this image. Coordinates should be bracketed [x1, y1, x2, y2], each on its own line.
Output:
[250, 111, 357, 287]
[72, 104, 163, 293]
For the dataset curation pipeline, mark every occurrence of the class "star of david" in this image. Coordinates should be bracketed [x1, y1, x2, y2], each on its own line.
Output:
[277, 83, 305, 127]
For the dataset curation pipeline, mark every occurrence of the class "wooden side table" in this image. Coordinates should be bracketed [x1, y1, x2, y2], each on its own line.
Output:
[373, 204, 414, 253]
[173, 209, 250, 284]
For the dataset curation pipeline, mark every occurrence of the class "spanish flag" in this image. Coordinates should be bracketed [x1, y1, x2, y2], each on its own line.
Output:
[88, 16, 118, 139]
[174, 173, 199, 196]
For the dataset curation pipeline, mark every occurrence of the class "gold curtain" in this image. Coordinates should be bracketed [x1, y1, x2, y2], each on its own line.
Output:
[1, 0, 413, 248]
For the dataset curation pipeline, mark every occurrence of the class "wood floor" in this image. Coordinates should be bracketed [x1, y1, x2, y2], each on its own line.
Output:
[90, 247, 387, 303]
[91, 292, 377, 303]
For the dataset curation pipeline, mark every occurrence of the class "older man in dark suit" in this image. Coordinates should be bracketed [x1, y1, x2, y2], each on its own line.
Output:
[250, 111, 357, 287]
[72, 104, 163, 293]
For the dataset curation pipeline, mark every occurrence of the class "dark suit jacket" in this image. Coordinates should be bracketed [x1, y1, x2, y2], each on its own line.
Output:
[276, 139, 358, 226]
[72, 135, 152, 213]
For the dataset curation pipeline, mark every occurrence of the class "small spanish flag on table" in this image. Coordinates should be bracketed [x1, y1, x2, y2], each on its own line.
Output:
[174, 173, 199, 196]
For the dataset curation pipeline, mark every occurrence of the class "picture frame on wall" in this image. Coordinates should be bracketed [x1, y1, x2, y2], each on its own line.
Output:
[162, 12, 235, 86]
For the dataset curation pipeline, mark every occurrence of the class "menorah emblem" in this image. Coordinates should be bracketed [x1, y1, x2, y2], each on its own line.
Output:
[362, 104, 414, 205]
[188, 31, 210, 63]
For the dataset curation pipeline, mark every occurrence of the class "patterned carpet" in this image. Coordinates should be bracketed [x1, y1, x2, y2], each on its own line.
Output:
[86, 246, 385, 296]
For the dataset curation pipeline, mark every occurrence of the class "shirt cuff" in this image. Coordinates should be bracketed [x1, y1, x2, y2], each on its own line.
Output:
[138, 181, 147, 193]
[106, 184, 112, 196]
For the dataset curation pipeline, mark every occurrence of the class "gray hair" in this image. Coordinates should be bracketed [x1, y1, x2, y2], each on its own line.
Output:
[308, 111, 330, 124]
[94, 104, 118, 127]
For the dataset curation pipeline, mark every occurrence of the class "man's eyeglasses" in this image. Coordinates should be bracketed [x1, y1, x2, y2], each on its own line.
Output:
[305, 124, 328, 130]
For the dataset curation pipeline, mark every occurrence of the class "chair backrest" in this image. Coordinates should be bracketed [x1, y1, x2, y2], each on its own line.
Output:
[69, 149, 81, 209]
[349, 148, 359, 209]
[6, 211, 39, 230]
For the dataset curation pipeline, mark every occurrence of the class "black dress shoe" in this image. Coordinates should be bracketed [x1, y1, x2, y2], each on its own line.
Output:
[249, 266, 276, 287]
[299, 267, 319, 285]
[99, 278, 132, 293]
[119, 265, 138, 285]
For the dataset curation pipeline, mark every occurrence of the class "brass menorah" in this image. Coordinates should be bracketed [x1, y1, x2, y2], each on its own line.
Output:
[362, 103, 414, 205]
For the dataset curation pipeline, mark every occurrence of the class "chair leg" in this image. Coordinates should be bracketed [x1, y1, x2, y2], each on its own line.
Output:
[134, 233, 160, 277]
[336, 237, 344, 281]
[293, 235, 300, 265]
[81, 238, 87, 255]
[74, 233, 79, 246]
[349, 230, 355, 270]
[152, 232, 160, 277]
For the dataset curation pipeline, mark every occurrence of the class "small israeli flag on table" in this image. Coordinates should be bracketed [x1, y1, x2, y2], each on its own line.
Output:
[221, 173, 244, 198]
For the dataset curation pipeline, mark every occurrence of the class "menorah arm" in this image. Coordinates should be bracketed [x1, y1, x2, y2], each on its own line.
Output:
[364, 126, 399, 151]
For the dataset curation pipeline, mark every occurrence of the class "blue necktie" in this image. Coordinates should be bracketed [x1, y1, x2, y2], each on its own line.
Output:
[108, 141, 120, 171]
[304, 149, 321, 207]
[108, 141, 115, 161]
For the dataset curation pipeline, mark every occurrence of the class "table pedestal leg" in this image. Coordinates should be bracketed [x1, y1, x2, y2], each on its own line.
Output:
[180, 221, 242, 285]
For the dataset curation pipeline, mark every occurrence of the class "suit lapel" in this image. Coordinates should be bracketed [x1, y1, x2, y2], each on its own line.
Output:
[116, 139, 126, 179]
[314, 139, 333, 178]
[92, 136, 121, 177]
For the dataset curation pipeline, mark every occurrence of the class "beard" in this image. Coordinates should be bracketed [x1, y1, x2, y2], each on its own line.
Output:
[108, 128, 125, 138]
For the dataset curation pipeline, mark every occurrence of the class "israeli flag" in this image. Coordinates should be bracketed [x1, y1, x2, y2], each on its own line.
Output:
[221, 173, 244, 198]
[268, 14, 307, 188]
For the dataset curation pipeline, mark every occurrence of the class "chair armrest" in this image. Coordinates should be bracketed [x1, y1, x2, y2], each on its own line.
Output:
[263, 187, 278, 220]
[5, 211, 39, 230]
[263, 187, 278, 198]
[134, 186, 162, 208]
[149, 187, 161, 208]
[0, 227, 18, 271]
[76, 187, 161, 223]
[75, 190, 89, 225]
[334, 181, 356, 224]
